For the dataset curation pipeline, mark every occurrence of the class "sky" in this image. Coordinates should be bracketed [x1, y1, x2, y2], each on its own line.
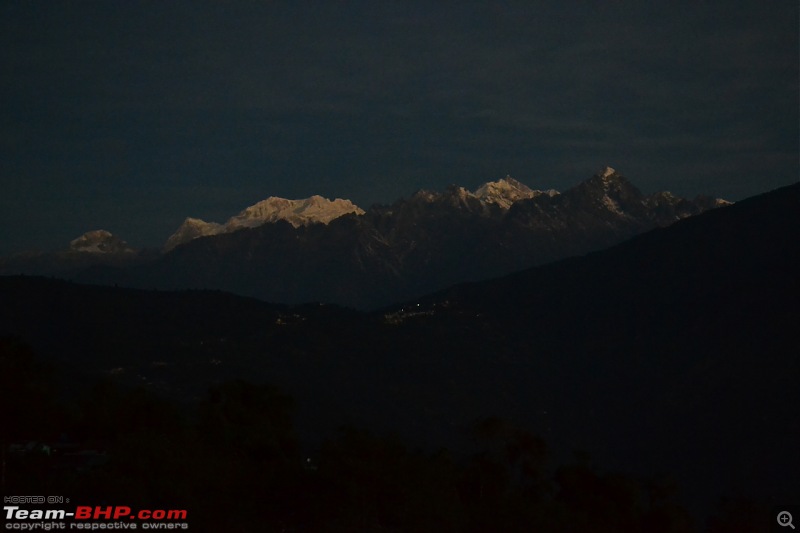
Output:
[1, 1, 797, 254]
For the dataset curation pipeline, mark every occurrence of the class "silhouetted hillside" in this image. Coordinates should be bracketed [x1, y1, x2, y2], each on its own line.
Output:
[1, 184, 796, 523]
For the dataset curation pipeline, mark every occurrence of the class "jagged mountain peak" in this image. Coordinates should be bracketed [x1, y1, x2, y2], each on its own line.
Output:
[445, 184, 475, 200]
[474, 175, 531, 193]
[581, 167, 637, 196]
[164, 218, 224, 252]
[408, 186, 471, 204]
[228, 195, 364, 229]
[165, 194, 365, 250]
[579, 167, 641, 197]
[598, 166, 617, 179]
[69, 230, 135, 254]
[473, 176, 538, 209]
[587, 166, 632, 186]
[408, 189, 433, 199]
[406, 176, 552, 212]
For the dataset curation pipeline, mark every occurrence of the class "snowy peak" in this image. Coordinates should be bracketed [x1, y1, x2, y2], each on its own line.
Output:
[560, 167, 732, 221]
[473, 176, 538, 209]
[474, 176, 533, 197]
[164, 218, 224, 252]
[161, 169, 730, 253]
[165, 195, 365, 250]
[588, 166, 633, 190]
[409, 176, 558, 212]
[443, 185, 480, 209]
[227, 195, 364, 230]
[598, 166, 617, 179]
[69, 230, 135, 254]
[473, 176, 560, 209]
[582, 167, 641, 196]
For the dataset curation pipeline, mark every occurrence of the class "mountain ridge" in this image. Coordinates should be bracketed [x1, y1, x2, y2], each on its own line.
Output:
[1, 168, 732, 309]
[164, 175, 571, 251]
[165, 194, 366, 251]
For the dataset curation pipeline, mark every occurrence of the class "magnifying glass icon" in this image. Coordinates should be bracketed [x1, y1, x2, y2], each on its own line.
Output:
[778, 511, 795, 529]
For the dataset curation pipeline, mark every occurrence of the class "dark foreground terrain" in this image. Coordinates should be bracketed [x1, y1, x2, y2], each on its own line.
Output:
[1, 184, 797, 531]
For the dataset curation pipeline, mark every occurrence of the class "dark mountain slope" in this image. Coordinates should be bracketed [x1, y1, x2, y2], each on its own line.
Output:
[404, 183, 799, 509]
[0, 184, 796, 515]
[0, 277, 294, 396]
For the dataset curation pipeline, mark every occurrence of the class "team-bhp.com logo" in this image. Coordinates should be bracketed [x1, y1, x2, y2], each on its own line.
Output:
[4, 504, 189, 529]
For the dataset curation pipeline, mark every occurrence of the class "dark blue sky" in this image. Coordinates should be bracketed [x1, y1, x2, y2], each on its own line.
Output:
[1, 1, 797, 253]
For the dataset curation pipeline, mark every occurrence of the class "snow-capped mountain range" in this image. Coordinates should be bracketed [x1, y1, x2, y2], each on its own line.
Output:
[164, 196, 364, 251]
[163, 176, 557, 252]
[474, 175, 559, 209]
[60, 167, 728, 256]
[1, 167, 732, 308]
[61, 194, 366, 256]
